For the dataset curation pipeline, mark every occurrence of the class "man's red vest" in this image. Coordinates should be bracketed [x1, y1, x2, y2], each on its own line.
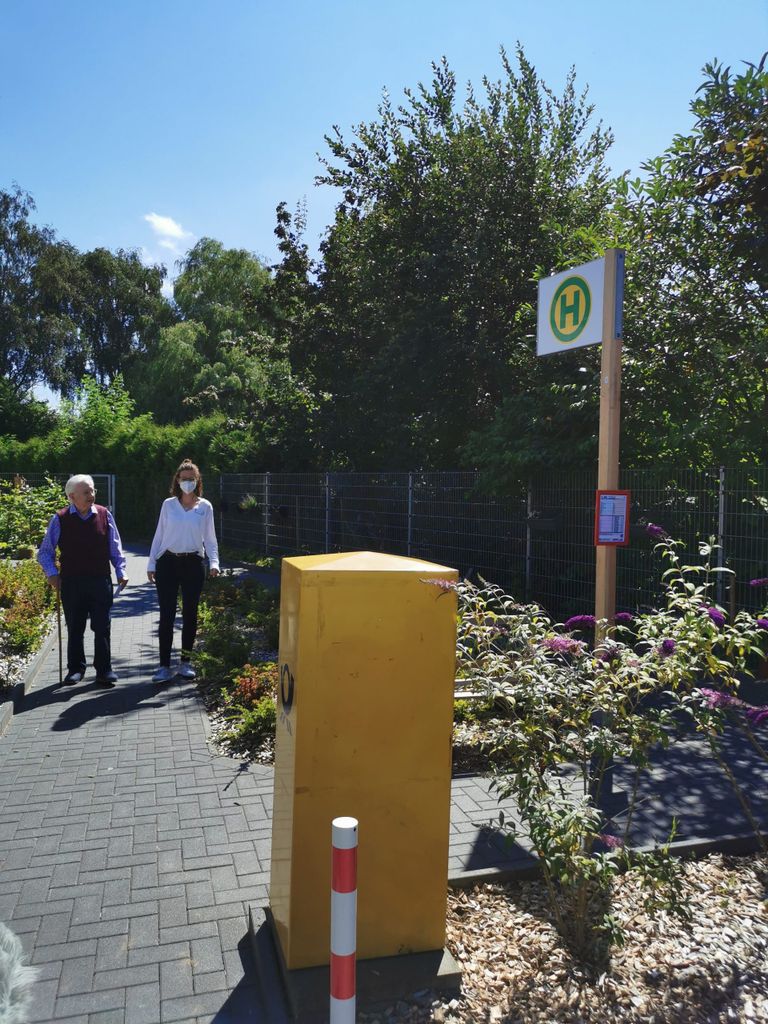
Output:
[57, 505, 110, 577]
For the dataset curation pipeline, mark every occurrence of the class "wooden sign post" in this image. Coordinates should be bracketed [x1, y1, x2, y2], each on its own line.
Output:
[594, 248, 624, 641]
[537, 247, 626, 639]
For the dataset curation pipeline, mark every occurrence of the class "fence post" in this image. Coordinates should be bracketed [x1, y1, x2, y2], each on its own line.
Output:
[325, 473, 331, 553]
[525, 483, 533, 600]
[407, 472, 414, 557]
[717, 465, 726, 608]
[264, 472, 271, 556]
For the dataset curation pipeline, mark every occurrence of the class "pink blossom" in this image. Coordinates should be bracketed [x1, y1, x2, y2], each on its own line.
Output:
[599, 834, 625, 849]
[424, 578, 458, 592]
[699, 687, 741, 710]
[541, 635, 585, 656]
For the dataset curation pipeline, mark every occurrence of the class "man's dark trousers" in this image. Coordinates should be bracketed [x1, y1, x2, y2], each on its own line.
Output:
[60, 576, 113, 676]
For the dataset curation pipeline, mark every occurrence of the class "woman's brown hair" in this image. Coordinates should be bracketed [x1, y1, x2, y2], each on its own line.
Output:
[170, 460, 203, 498]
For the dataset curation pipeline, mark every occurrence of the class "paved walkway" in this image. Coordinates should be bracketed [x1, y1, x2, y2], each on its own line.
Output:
[1, 546, 766, 1022]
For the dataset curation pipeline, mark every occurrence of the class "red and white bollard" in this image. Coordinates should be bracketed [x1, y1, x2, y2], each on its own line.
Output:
[330, 816, 358, 1023]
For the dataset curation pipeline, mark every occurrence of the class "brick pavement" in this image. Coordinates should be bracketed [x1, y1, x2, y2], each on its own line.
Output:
[0, 547, 272, 1022]
[2, 545, 765, 1022]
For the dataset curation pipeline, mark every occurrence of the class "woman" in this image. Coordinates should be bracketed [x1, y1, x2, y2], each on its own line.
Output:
[147, 460, 220, 682]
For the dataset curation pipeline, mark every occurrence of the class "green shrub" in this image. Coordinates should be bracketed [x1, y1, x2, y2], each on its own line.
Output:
[0, 478, 64, 553]
[222, 695, 276, 748]
[0, 560, 54, 654]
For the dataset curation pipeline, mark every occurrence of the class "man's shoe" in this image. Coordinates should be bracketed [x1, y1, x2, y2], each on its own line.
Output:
[94, 671, 118, 688]
[152, 666, 173, 683]
[62, 671, 83, 686]
[176, 661, 196, 680]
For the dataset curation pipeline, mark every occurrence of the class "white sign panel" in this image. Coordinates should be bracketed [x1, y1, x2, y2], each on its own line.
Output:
[537, 257, 606, 356]
[596, 491, 629, 545]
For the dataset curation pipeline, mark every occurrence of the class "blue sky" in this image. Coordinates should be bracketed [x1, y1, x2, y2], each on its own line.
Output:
[2, 0, 766, 279]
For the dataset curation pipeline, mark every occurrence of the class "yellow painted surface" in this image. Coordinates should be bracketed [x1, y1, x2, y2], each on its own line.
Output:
[269, 551, 458, 969]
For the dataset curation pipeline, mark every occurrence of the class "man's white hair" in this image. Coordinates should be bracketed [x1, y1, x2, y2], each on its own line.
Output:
[65, 474, 96, 498]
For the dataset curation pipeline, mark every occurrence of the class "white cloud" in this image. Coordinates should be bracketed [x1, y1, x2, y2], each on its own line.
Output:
[144, 212, 192, 241]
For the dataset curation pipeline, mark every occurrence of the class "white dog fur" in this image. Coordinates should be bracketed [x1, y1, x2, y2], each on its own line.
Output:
[0, 923, 38, 1024]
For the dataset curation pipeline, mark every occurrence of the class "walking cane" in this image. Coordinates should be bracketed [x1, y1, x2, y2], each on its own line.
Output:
[56, 583, 63, 687]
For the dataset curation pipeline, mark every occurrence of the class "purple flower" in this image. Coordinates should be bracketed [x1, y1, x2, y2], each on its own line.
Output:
[597, 642, 621, 665]
[745, 706, 768, 727]
[749, 578, 768, 588]
[564, 614, 597, 631]
[614, 612, 634, 626]
[660, 638, 676, 657]
[702, 606, 726, 628]
[424, 578, 457, 592]
[757, 618, 768, 630]
[646, 523, 669, 540]
[599, 834, 625, 850]
[541, 635, 585, 656]
[699, 687, 741, 710]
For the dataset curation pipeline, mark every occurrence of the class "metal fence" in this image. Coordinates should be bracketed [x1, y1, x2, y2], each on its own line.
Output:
[0, 473, 116, 511]
[219, 467, 768, 620]
[6, 467, 767, 620]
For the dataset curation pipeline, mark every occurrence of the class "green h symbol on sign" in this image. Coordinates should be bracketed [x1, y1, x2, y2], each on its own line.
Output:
[559, 289, 581, 330]
[550, 276, 591, 343]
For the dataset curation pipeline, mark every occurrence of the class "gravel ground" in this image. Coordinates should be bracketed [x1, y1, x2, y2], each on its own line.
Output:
[359, 854, 768, 1023]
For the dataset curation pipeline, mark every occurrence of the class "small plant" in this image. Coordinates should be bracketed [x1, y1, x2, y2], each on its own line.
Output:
[224, 662, 278, 708]
[0, 560, 54, 658]
[221, 697, 277, 749]
[442, 533, 768, 962]
[0, 477, 64, 552]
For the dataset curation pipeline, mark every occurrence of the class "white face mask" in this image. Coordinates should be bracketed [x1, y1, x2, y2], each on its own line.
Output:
[179, 480, 197, 494]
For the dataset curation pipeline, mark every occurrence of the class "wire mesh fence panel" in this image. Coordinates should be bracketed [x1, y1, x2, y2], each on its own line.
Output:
[526, 470, 598, 622]
[410, 473, 528, 593]
[216, 468, 768, 618]
[220, 473, 267, 553]
[618, 467, 722, 613]
[330, 473, 411, 556]
[267, 473, 329, 556]
[722, 465, 768, 615]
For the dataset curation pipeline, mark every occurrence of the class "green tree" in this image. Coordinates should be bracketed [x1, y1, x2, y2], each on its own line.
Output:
[173, 237, 274, 351]
[467, 53, 768, 487]
[287, 46, 615, 468]
[0, 186, 73, 393]
[613, 54, 768, 469]
[74, 247, 172, 385]
[0, 378, 58, 441]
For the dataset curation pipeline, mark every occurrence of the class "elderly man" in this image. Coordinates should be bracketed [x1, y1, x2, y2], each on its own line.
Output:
[38, 474, 128, 688]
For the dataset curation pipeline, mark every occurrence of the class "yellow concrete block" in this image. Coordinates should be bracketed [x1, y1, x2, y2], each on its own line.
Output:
[269, 551, 458, 969]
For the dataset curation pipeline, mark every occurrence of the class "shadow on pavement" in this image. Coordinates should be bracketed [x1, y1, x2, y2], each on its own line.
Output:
[211, 936, 270, 1022]
[48, 678, 187, 731]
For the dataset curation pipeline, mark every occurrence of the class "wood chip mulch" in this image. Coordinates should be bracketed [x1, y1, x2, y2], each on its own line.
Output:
[359, 853, 768, 1023]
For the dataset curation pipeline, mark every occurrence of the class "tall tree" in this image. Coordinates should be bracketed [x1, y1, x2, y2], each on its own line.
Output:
[0, 186, 72, 393]
[75, 247, 172, 385]
[290, 46, 616, 468]
[466, 53, 768, 485]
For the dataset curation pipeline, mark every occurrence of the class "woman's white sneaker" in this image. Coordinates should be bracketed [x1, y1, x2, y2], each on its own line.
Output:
[176, 662, 196, 680]
[152, 666, 173, 683]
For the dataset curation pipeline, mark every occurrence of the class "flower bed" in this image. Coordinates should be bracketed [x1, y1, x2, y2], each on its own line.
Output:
[0, 559, 55, 701]
[191, 572, 280, 762]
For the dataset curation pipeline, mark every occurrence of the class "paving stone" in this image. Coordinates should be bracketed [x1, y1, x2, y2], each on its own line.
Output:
[159, 958, 194, 999]
[124, 981, 161, 1024]
[58, 954, 98, 996]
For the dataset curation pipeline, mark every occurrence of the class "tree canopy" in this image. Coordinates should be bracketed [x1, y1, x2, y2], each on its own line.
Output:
[1, 48, 766, 485]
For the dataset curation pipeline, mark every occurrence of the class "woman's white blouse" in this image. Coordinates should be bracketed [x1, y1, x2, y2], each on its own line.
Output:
[147, 497, 220, 572]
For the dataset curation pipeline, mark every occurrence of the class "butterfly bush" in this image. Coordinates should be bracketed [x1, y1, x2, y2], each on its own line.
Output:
[446, 533, 767, 957]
